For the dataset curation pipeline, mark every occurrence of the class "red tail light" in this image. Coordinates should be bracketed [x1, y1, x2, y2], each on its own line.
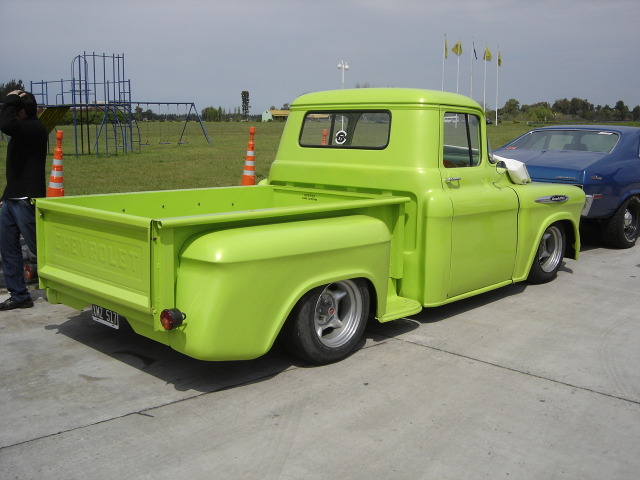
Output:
[24, 263, 37, 282]
[160, 309, 186, 330]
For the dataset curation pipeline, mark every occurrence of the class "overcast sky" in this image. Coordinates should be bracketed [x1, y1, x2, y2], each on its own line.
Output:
[2, 0, 639, 114]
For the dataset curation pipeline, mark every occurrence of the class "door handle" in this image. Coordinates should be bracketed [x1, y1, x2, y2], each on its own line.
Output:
[445, 177, 461, 182]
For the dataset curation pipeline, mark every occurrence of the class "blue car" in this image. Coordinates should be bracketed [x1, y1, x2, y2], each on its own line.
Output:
[494, 125, 640, 248]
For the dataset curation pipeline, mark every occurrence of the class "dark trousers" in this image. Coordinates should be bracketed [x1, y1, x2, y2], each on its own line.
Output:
[0, 199, 36, 301]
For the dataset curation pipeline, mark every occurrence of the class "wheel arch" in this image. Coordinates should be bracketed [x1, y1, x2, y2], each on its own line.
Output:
[617, 191, 640, 210]
[279, 276, 376, 363]
[278, 274, 378, 338]
[559, 218, 578, 259]
[515, 215, 579, 282]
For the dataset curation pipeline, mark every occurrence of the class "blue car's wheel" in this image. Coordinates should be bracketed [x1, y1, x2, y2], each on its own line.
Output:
[603, 196, 640, 249]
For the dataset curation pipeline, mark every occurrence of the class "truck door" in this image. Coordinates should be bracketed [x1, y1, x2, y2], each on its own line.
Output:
[441, 111, 519, 297]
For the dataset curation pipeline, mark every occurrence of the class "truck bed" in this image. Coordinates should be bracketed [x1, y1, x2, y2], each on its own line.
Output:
[36, 185, 409, 329]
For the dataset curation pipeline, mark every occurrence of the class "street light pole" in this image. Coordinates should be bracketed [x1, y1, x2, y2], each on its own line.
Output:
[337, 60, 349, 88]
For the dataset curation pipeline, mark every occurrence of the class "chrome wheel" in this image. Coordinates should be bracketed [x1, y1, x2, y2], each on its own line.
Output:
[537, 225, 564, 273]
[622, 206, 638, 243]
[528, 223, 566, 284]
[313, 280, 363, 348]
[282, 278, 370, 364]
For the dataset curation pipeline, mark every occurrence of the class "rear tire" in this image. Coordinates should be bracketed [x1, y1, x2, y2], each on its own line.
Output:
[282, 279, 370, 364]
[528, 223, 565, 284]
[602, 196, 640, 249]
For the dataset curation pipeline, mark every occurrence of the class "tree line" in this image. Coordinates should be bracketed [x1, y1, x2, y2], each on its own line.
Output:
[1, 80, 258, 123]
[199, 106, 260, 122]
[3, 79, 638, 124]
[497, 97, 640, 123]
[0, 79, 26, 99]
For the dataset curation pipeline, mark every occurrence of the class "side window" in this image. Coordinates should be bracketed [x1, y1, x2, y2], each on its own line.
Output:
[581, 132, 619, 153]
[443, 112, 481, 168]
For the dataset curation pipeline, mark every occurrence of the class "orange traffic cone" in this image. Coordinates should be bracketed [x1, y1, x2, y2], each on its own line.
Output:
[241, 126, 256, 186]
[47, 130, 64, 197]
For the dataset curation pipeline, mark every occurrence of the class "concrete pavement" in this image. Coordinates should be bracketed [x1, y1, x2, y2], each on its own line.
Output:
[1, 234, 639, 479]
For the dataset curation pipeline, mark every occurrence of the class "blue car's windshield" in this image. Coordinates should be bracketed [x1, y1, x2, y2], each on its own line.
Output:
[505, 130, 619, 153]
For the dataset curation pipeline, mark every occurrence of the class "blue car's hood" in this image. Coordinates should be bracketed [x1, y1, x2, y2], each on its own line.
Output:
[494, 149, 607, 183]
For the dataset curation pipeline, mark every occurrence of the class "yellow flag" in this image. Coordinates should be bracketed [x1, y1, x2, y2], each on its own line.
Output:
[498, 51, 502, 67]
[444, 37, 449, 59]
[452, 41, 463, 57]
[483, 46, 492, 61]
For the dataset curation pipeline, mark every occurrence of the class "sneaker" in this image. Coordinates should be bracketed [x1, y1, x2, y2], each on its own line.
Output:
[0, 297, 34, 310]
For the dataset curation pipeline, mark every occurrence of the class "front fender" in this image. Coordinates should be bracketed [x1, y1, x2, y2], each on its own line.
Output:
[169, 215, 391, 360]
[511, 183, 585, 281]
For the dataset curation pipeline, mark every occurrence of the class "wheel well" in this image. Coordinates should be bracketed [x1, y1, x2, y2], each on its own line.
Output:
[621, 193, 640, 206]
[559, 219, 577, 258]
[360, 277, 378, 321]
[281, 276, 378, 332]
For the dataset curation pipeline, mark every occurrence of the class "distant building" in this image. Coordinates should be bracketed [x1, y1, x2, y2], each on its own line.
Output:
[262, 109, 290, 122]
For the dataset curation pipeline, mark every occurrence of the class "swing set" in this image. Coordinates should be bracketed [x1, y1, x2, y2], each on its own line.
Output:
[135, 102, 212, 147]
[30, 52, 213, 156]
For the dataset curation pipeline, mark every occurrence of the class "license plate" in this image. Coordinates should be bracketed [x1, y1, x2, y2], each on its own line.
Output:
[91, 304, 120, 329]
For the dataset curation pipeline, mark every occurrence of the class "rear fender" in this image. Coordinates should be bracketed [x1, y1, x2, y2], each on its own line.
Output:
[169, 215, 391, 360]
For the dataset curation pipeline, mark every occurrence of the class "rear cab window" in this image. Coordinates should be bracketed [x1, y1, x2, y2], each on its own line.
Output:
[299, 111, 391, 149]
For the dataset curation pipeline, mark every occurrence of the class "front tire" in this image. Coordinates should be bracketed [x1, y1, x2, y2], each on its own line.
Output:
[528, 223, 566, 284]
[602, 196, 640, 249]
[282, 279, 370, 364]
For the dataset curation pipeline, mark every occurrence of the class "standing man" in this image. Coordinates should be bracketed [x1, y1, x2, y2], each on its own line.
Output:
[0, 90, 48, 310]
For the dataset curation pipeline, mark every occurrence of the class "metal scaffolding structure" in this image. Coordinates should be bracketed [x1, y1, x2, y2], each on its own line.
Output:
[30, 52, 212, 156]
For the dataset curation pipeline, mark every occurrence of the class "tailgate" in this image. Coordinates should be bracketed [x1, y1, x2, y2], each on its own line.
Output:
[36, 200, 152, 317]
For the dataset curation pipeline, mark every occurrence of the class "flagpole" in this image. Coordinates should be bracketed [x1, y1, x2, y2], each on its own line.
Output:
[482, 45, 492, 114]
[470, 42, 474, 99]
[451, 39, 462, 94]
[471, 40, 476, 99]
[495, 48, 500, 125]
[442, 34, 447, 90]
[456, 52, 460, 94]
[483, 57, 487, 113]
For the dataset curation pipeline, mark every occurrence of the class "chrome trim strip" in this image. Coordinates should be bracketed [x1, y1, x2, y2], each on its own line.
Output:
[535, 195, 569, 204]
[582, 195, 594, 216]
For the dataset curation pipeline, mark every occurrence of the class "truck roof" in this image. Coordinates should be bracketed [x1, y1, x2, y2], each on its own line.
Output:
[291, 88, 481, 110]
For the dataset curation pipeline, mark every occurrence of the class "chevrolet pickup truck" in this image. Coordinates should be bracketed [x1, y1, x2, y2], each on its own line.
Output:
[35, 88, 585, 364]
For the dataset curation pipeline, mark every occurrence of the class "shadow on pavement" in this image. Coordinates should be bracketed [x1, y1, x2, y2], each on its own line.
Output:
[44, 308, 297, 393]
[369, 281, 529, 339]
[33, 227, 612, 394]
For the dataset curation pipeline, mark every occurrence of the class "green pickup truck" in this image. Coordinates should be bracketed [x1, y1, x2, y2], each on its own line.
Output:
[35, 89, 585, 364]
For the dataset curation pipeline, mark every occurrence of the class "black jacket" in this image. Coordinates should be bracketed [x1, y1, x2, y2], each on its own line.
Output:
[0, 94, 48, 199]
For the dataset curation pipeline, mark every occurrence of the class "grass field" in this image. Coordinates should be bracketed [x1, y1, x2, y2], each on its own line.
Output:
[0, 120, 636, 196]
[0, 121, 286, 196]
